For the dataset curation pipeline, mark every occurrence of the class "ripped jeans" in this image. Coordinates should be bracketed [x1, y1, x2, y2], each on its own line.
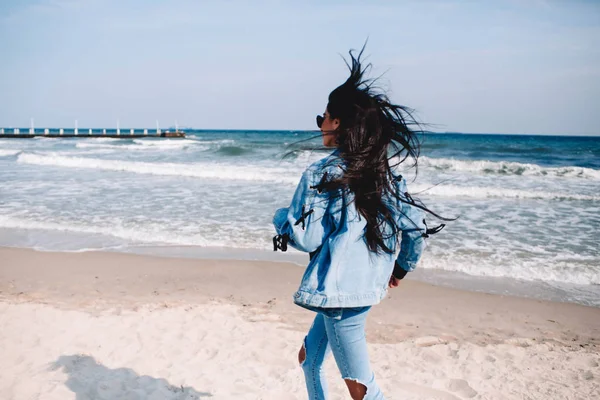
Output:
[300, 306, 384, 399]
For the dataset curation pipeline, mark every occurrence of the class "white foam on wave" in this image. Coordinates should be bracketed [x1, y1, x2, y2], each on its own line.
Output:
[75, 139, 202, 151]
[420, 156, 600, 180]
[79, 137, 122, 143]
[420, 251, 600, 286]
[188, 138, 236, 145]
[75, 143, 117, 149]
[2, 212, 598, 286]
[15, 153, 597, 201]
[0, 149, 20, 157]
[75, 142, 129, 150]
[17, 153, 299, 184]
[0, 215, 269, 249]
[132, 139, 200, 147]
[411, 183, 600, 201]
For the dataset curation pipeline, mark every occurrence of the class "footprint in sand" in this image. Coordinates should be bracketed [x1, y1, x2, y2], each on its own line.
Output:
[581, 370, 594, 380]
[415, 336, 448, 347]
[446, 379, 478, 398]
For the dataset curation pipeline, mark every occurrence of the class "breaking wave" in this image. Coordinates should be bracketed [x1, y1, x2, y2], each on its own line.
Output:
[420, 156, 600, 179]
[410, 184, 600, 201]
[17, 153, 299, 184]
[0, 149, 21, 157]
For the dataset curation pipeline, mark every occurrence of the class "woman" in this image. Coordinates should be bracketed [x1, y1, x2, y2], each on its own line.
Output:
[273, 48, 443, 400]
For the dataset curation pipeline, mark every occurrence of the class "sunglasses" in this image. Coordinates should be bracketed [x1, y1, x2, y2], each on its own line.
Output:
[316, 114, 324, 129]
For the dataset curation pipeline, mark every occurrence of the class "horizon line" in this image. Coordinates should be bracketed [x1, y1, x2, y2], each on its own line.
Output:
[0, 127, 598, 138]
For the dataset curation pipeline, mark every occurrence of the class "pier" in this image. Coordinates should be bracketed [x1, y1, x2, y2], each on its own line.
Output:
[0, 120, 186, 138]
[0, 128, 185, 139]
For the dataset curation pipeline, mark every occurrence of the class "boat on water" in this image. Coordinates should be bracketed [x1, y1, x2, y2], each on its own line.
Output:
[161, 121, 186, 137]
[161, 130, 185, 138]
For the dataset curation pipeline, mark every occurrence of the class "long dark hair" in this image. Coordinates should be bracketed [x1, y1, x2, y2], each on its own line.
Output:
[313, 46, 449, 254]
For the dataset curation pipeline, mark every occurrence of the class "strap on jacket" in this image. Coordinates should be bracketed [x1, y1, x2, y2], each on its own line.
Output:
[294, 205, 314, 230]
[273, 234, 289, 252]
[422, 219, 445, 238]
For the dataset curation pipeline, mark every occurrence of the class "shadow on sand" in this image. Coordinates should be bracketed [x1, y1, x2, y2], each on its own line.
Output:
[51, 355, 212, 399]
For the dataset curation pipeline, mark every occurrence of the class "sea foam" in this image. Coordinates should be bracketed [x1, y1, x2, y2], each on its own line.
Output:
[420, 156, 600, 179]
[0, 149, 20, 157]
[17, 153, 299, 184]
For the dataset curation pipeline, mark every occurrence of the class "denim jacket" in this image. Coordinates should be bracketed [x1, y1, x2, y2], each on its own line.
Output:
[273, 151, 428, 309]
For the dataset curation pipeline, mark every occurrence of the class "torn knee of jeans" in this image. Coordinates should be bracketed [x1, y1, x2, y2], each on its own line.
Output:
[343, 377, 368, 400]
[298, 339, 307, 366]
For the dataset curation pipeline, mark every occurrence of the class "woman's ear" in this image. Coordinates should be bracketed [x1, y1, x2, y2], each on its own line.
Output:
[332, 118, 341, 130]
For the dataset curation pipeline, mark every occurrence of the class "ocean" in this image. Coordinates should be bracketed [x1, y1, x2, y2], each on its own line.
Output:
[1, 130, 599, 306]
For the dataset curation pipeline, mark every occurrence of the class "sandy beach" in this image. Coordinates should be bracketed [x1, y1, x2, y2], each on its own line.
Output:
[0, 247, 598, 399]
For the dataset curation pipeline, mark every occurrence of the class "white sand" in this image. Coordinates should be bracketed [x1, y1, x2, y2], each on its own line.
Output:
[0, 248, 599, 399]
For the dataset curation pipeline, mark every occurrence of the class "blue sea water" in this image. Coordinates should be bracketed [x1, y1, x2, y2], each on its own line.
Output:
[0, 130, 599, 306]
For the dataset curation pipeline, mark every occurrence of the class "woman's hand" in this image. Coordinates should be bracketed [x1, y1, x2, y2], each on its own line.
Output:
[388, 275, 400, 288]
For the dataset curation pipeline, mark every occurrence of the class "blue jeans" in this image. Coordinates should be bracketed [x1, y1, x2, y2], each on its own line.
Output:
[300, 306, 384, 399]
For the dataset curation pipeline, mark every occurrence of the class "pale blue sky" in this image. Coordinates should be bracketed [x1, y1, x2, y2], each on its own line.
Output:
[0, 0, 598, 135]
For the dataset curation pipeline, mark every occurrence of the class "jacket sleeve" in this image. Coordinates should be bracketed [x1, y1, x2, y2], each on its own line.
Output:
[273, 169, 330, 253]
[393, 194, 427, 278]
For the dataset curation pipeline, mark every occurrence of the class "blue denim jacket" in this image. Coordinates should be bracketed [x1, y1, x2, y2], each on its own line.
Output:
[273, 151, 427, 309]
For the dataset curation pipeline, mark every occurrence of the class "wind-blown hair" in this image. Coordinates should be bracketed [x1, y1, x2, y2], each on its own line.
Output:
[315, 46, 448, 254]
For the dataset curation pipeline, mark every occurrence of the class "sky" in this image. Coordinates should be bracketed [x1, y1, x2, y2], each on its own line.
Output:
[0, 0, 599, 135]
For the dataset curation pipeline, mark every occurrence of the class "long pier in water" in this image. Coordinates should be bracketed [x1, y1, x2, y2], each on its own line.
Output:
[0, 127, 185, 138]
